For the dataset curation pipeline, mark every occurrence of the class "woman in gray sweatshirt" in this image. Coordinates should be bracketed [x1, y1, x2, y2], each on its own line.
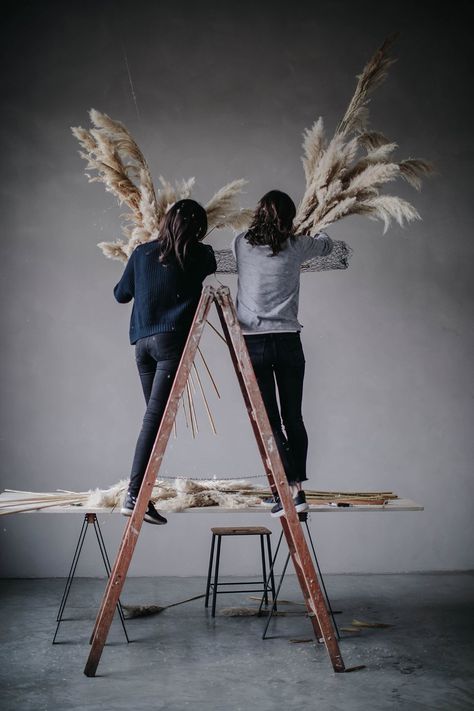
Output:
[232, 190, 333, 517]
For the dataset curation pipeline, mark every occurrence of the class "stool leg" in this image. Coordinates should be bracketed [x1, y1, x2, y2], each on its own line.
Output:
[258, 529, 283, 615]
[205, 534, 216, 608]
[260, 535, 268, 606]
[211, 535, 222, 618]
[266, 534, 276, 603]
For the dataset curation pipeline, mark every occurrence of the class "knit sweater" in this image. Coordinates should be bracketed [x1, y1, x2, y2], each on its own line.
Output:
[114, 241, 217, 344]
[232, 231, 333, 333]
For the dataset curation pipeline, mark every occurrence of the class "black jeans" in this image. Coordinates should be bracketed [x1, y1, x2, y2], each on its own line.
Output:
[244, 332, 308, 484]
[128, 332, 187, 496]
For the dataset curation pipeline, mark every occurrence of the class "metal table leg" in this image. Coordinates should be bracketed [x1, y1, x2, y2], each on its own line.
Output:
[53, 514, 129, 644]
[260, 513, 340, 640]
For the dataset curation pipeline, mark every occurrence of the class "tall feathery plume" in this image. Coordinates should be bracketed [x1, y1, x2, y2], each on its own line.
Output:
[72, 110, 252, 260]
[72, 110, 157, 261]
[295, 35, 434, 235]
[335, 34, 399, 138]
[205, 179, 254, 232]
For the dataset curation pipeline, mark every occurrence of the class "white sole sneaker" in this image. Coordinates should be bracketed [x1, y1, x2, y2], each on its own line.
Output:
[295, 501, 309, 513]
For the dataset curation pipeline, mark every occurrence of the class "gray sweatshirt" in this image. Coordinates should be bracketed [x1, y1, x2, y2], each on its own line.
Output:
[232, 231, 333, 333]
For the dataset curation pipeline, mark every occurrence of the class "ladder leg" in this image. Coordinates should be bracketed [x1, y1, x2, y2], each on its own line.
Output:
[215, 287, 346, 673]
[92, 516, 130, 644]
[304, 520, 340, 640]
[280, 516, 327, 641]
[84, 287, 215, 677]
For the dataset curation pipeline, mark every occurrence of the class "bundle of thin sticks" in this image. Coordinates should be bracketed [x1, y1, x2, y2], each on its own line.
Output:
[254, 489, 398, 506]
[0, 490, 91, 514]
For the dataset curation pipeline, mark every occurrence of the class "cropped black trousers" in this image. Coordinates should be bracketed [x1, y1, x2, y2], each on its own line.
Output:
[128, 332, 186, 496]
[244, 332, 308, 484]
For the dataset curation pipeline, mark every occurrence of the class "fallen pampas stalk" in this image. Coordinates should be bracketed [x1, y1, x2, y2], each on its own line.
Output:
[218, 607, 286, 617]
[341, 619, 393, 634]
[122, 593, 206, 619]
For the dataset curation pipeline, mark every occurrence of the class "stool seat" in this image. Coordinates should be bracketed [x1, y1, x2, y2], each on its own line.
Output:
[205, 526, 276, 616]
[211, 526, 272, 536]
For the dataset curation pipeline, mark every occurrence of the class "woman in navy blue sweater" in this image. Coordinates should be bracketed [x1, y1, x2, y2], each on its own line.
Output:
[114, 199, 217, 524]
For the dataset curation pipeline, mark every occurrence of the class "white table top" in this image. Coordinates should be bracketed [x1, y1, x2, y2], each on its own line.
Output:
[0, 492, 423, 515]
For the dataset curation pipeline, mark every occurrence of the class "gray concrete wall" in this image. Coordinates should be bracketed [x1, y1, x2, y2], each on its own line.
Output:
[1, 0, 473, 577]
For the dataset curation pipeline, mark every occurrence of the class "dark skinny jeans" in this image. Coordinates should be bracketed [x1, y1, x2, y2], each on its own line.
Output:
[244, 332, 308, 484]
[128, 332, 187, 497]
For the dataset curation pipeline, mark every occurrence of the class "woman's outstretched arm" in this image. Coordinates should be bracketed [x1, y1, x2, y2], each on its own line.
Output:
[114, 251, 135, 303]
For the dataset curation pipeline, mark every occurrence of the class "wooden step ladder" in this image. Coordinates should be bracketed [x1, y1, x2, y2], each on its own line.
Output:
[84, 285, 354, 676]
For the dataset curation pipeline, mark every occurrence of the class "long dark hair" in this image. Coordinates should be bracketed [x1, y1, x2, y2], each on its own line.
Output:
[158, 199, 208, 268]
[245, 190, 296, 255]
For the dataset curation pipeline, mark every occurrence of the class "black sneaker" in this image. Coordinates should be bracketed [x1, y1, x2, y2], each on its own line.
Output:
[144, 501, 168, 525]
[121, 492, 167, 525]
[270, 491, 309, 518]
[270, 497, 283, 518]
[294, 490, 309, 513]
[121, 491, 136, 516]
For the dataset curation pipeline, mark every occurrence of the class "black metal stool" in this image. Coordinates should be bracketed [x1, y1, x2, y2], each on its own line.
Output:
[205, 526, 276, 617]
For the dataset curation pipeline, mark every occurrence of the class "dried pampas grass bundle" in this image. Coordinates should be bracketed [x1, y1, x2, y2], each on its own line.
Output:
[71, 110, 250, 262]
[295, 35, 434, 235]
[205, 179, 254, 232]
[0, 479, 265, 515]
[0, 484, 398, 515]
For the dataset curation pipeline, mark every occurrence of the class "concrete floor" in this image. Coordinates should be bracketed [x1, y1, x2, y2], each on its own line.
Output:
[1, 574, 473, 710]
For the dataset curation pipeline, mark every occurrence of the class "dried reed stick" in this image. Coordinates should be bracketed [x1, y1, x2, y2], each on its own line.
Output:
[186, 381, 197, 437]
[188, 369, 197, 396]
[181, 392, 190, 430]
[193, 363, 218, 435]
[197, 346, 221, 398]
[206, 319, 227, 344]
